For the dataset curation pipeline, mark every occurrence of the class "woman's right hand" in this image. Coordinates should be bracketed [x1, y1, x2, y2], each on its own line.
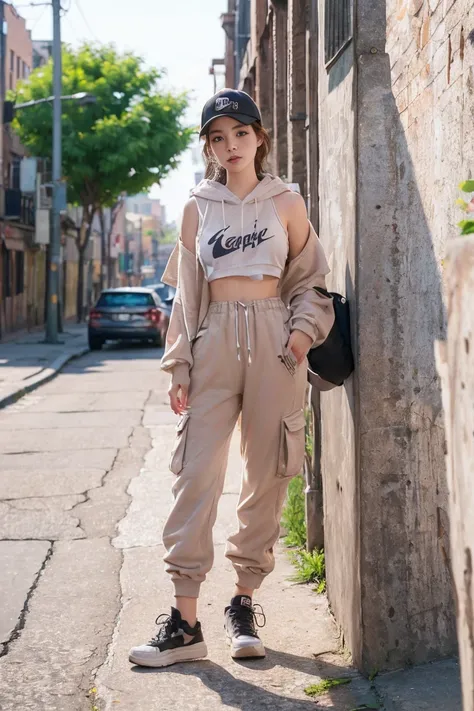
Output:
[168, 382, 189, 415]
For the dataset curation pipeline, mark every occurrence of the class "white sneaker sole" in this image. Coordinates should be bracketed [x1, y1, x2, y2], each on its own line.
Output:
[227, 636, 266, 659]
[129, 641, 208, 668]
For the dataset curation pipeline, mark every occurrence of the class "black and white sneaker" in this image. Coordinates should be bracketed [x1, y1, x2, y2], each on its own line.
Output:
[129, 607, 207, 668]
[224, 595, 266, 659]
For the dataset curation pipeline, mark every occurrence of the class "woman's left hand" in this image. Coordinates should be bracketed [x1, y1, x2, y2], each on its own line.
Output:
[287, 329, 313, 365]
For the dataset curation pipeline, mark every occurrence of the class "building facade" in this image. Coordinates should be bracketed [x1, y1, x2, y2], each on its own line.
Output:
[122, 194, 165, 286]
[0, 2, 36, 339]
[221, 0, 473, 672]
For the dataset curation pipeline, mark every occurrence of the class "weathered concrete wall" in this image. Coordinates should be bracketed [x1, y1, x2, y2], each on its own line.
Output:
[317, 4, 360, 660]
[319, 0, 469, 671]
[437, 236, 474, 711]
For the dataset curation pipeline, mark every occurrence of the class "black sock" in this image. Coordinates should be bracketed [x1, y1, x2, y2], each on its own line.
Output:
[230, 594, 252, 608]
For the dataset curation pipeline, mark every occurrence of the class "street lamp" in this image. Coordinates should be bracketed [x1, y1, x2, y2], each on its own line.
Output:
[12, 92, 97, 112]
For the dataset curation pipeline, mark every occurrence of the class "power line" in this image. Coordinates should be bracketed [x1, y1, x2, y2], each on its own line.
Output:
[63, 8, 79, 40]
[73, 0, 99, 42]
[60, 0, 72, 14]
[29, 4, 48, 31]
[12, 2, 51, 7]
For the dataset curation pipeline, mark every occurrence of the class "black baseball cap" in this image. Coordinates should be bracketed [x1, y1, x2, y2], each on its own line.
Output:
[199, 89, 262, 137]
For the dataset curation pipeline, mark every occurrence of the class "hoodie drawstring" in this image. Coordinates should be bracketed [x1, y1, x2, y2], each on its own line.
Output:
[234, 302, 253, 365]
[221, 196, 259, 239]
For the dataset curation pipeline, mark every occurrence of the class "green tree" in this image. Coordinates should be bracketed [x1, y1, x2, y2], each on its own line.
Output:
[12, 43, 193, 320]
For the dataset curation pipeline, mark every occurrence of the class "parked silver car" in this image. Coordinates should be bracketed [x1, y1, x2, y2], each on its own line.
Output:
[88, 287, 168, 351]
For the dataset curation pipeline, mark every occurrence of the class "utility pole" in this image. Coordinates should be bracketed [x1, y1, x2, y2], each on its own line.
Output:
[45, 0, 62, 343]
[0, 1, 4, 342]
[0, 0, 5, 217]
[138, 215, 143, 285]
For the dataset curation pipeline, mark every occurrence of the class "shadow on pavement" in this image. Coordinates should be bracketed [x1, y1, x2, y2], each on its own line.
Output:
[130, 651, 362, 710]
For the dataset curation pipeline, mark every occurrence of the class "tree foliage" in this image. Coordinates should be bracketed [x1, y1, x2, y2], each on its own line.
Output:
[11, 43, 193, 320]
[11, 43, 193, 208]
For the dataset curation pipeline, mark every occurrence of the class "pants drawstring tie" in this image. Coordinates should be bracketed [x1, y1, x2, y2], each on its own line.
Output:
[234, 302, 253, 365]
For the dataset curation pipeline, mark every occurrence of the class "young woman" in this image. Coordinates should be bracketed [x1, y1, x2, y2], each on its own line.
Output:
[129, 89, 334, 668]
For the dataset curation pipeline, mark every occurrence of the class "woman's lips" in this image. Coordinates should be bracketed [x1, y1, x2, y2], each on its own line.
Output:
[228, 156, 242, 163]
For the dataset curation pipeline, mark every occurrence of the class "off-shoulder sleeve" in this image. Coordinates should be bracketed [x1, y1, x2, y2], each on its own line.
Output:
[160, 241, 197, 388]
[280, 222, 335, 347]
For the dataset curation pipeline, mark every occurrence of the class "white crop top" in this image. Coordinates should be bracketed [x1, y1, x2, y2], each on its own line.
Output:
[192, 174, 291, 282]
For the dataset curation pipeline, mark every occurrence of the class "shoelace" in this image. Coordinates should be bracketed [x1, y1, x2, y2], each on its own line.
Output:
[148, 613, 177, 647]
[228, 603, 266, 637]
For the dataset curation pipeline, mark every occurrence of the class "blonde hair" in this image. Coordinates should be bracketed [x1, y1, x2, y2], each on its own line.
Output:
[202, 122, 271, 184]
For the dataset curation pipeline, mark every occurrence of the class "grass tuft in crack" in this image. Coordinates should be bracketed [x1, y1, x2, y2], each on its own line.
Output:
[87, 686, 99, 711]
[304, 677, 352, 697]
[289, 547, 326, 592]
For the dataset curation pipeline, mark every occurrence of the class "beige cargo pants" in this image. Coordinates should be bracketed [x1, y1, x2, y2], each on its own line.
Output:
[162, 297, 307, 598]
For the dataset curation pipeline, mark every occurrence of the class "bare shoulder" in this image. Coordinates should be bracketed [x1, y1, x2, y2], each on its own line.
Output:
[273, 189, 306, 217]
[180, 198, 199, 253]
[275, 191, 309, 259]
[273, 190, 307, 227]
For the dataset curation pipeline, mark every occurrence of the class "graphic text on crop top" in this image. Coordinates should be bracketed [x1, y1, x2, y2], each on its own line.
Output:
[208, 224, 273, 259]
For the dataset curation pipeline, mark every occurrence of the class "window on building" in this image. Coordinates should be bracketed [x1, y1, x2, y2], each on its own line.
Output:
[2, 244, 11, 299]
[11, 155, 21, 190]
[23, 61, 27, 78]
[9, 50, 14, 89]
[15, 251, 24, 295]
[236, 0, 251, 75]
[324, 0, 353, 66]
[17, 56, 21, 79]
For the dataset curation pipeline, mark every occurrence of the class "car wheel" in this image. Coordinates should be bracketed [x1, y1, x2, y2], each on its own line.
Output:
[151, 334, 162, 347]
[89, 335, 104, 351]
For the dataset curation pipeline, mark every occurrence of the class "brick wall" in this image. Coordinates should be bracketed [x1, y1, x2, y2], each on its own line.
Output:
[5, 4, 32, 92]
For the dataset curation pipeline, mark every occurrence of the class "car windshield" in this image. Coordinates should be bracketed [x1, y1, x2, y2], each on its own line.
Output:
[97, 292, 155, 308]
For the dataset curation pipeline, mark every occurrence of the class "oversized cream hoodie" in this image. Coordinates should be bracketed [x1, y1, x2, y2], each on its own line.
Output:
[160, 175, 335, 388]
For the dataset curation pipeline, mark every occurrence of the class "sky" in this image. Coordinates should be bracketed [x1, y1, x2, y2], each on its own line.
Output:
[16, 0, 228, 224]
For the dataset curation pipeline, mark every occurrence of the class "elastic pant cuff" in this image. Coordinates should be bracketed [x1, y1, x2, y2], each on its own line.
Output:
[235, 570, 265, 591]
[172, 578, 201, 598]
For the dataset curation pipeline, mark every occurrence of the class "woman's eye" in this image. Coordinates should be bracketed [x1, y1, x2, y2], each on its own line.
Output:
[237, 131, 248, 137]
[212, 136, 223, 143]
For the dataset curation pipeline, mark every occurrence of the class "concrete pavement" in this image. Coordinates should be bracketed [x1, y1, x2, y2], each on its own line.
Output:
[0, 342, 462, 710]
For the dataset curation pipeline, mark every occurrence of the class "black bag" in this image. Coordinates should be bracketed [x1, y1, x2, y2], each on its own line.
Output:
[306, 288, 354, 386]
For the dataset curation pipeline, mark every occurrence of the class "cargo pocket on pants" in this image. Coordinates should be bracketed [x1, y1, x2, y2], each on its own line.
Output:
[169, 413, 190, 475]
[277, 409, 306, 478]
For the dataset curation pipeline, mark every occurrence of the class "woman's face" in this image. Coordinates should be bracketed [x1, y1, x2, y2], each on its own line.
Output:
[207, 116, 262, 174]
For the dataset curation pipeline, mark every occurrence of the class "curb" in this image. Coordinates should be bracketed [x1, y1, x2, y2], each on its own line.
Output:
[0, 345, 90, 410]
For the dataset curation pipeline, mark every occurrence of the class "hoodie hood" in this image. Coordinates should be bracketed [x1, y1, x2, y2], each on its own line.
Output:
[191, 174, 291, 205]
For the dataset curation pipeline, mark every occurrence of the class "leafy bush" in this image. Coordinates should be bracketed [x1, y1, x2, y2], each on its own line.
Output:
[281, 474, 307, 548]
[281, 406, 326, 594]
[457, 180, 474, 235]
